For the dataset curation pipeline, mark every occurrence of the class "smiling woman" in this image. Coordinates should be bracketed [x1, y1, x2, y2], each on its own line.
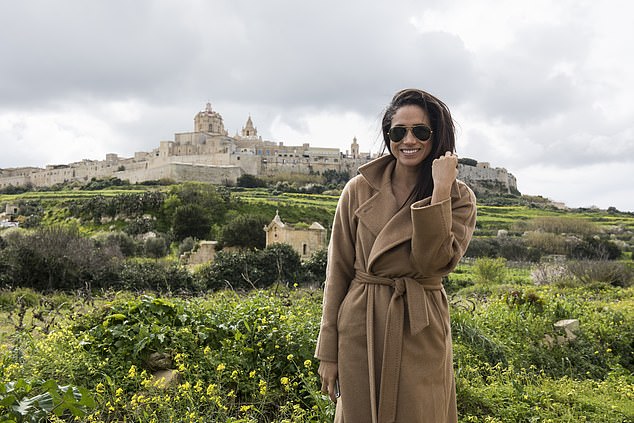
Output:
[316, 88, 477, 423]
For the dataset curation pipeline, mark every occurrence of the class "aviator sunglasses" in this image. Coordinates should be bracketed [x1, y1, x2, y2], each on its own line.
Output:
[388, 124, 433, 143]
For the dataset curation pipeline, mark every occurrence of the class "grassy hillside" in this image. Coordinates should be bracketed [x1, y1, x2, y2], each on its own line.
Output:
[1, 185, 633, 422]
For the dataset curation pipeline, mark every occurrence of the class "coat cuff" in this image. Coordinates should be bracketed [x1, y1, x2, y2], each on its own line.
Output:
[314, 329, 338, 362]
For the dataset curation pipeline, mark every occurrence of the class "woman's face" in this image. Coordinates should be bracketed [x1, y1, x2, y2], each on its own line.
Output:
[389, 105, 433, 170]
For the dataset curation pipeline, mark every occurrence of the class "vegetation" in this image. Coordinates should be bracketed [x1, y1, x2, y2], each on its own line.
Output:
[1, 182, 634, 421]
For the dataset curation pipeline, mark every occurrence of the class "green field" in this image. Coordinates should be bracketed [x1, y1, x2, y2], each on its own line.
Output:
[1, 186, 633, 422]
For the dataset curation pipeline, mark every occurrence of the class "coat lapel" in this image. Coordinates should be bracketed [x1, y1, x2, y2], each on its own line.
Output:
[354, 155, 465, 272]
[355, 187, 397, 238]
[355, 155, 415, 271]
[367, 204, 412, 271]
[354, 155, 397, 238]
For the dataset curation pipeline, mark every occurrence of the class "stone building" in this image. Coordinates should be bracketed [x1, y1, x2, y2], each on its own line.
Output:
[264, 211, 327, 260]
[0, 102, 371, 189]
[0, 101, 519, 195]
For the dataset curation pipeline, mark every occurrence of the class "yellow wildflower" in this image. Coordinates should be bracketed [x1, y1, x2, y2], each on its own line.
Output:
[127, 365, 137, 379]
[259, 379, 267, 396]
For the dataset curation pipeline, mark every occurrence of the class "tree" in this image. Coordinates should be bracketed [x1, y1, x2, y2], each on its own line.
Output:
[1, 226, 122, 291]
[172, 204, 212, 241]
[256, 243, 302, 287]
[302, 248, 327, 285]
[159, 182, 228, 235]
[237, 174, 267, 188]
[144, 235, 169, 259]
[322, 169, 350, 186]
[218, 214, 268, 249]
[458, 157, 478, 167]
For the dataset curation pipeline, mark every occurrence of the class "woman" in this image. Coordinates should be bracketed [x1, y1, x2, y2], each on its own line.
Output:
[315, 88, 477, 422]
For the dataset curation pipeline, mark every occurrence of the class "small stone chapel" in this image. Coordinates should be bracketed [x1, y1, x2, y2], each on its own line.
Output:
[264, 211, 326, 260]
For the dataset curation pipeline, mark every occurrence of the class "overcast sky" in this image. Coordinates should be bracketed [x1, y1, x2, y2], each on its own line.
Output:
[1, 0, 632, 211]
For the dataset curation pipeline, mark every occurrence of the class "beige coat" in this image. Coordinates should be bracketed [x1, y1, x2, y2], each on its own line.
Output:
[315, 155, 477, 423]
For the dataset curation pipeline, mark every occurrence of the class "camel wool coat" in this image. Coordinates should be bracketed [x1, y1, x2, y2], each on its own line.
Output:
[315, 155, 477, 423]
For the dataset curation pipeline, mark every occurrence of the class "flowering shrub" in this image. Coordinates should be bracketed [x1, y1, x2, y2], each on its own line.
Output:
[1, 279, 632, 422]
[27, 288, 334, 422]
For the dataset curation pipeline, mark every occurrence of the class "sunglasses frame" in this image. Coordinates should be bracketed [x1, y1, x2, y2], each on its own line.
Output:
[388, 124, 433, 143]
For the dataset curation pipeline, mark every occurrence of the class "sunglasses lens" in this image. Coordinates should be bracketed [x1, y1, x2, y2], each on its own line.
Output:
[388, 127, 407, 142]
[412, 125, 432, 141]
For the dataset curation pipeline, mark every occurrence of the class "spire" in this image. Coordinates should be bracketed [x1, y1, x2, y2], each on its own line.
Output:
[241, 115, 258, 138]
[272, 209, 284, 226]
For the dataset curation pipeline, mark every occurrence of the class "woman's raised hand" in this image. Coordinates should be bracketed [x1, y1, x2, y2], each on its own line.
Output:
[431, 151, 458, 203]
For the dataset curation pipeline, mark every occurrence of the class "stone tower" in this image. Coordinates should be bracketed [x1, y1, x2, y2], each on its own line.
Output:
[241, 116, 258, 139]
[194, 102, 228, 135]
[351, 136, 359, 159]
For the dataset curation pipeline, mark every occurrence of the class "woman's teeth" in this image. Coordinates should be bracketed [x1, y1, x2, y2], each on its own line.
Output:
[401, 148, 419, 154]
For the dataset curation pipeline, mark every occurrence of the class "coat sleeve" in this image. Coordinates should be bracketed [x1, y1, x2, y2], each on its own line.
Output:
[410, 180, 477, 276]
[314, 179, 357, 362]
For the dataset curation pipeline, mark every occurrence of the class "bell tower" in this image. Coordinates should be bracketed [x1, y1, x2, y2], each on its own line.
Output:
[194, 102, 228, 135]
[351, 136, 359, 159]
[241, 115, 258, 139]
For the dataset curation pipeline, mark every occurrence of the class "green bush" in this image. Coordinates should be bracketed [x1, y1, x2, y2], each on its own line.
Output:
[498, 237, 542, 262]
[473, 257, 507, 285]
[0, 226, 122, 291]
[172, 204, 212, 241]
[566, 260, 633, 287]
[302, 248, 327, 285]
[61, 290, 331, 422]
[526, 216, 599, 236]
[178, 236, 196, 256]
[0, 379, 95, 421]
[524, 231, 568, 255]
[237, 174, 267, 188]
[568, 237, 622, 260]
[465, 237, 499, 258]
[196, 244, 302, 291]
[217, 214, 268, 250]
[117, 259, 196, 292]
[143, 235, 169, 259]
[2, 283, 632, 422]
[98, 231, 139, 257]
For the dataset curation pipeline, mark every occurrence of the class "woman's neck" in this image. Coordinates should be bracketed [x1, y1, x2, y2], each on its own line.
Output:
[391, 163, 419, 206]
[392, 162, 419, 191]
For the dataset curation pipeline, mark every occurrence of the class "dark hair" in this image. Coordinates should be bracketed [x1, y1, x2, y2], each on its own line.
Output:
[381, 88, 456, 201]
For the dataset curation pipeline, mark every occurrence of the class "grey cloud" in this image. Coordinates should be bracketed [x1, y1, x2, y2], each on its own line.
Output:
[472, 23, 590, 124]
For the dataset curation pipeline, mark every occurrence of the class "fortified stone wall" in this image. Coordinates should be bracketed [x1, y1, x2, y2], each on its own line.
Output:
[0, 103, 518, 194]
[457, 163, 518, 194]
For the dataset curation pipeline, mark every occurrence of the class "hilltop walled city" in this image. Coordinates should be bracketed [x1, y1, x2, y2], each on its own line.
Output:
[0, 102, 518, 195]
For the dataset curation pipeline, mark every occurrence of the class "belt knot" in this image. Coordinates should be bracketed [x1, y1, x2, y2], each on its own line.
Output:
[393, 278, 406, 296]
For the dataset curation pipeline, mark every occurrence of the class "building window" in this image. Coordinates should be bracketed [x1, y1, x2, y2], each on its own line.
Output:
[302, 243, 307, 256]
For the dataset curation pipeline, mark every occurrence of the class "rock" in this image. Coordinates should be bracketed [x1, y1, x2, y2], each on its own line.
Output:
[151, 369, 180, 389]
[145, 352, 173, 370]
[554, 319, 579, 332]
[554, 319, 579, 342]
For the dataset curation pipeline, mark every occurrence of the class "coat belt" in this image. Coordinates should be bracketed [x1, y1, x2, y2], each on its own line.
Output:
[353, 271, 443, 423]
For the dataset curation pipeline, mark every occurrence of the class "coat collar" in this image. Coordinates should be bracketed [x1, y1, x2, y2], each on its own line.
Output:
[355, 156, 411, 271]
[355, 154, 462, 272]
[355, 155, 398, 238]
